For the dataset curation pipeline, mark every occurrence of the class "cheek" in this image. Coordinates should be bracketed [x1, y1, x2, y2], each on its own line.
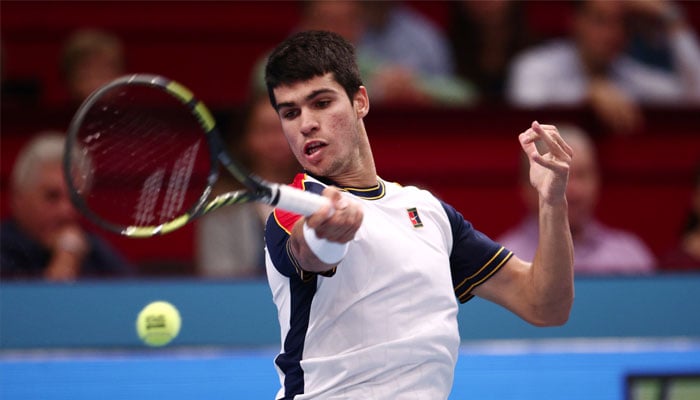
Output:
[32, 199, 62, 223]
[327, 112, 357, 144]
[333, 108, 355, 128]
[14, 196, 57, 241]
[566, 178, 598, 207]
[281, 129, 303, 157]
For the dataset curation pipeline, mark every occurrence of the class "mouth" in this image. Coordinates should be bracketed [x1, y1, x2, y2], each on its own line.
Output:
[304, 140, 327, 157]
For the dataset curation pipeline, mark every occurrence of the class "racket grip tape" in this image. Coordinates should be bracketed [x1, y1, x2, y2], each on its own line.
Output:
[273, 184, 331, 217]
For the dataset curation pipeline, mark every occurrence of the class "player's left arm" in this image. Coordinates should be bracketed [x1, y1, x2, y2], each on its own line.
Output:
[474, 121, 574, 327]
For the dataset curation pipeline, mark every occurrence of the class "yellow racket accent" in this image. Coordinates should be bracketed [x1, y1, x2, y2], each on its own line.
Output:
[159, 215, 191, 234]
[166, 81, 194, 103]
[194, 102, 216, 132]
[166, 80, 215, 132]
[202, 191, 255, 214]
[123, 214, 191, 238]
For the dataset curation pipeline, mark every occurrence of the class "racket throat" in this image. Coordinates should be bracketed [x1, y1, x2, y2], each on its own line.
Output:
[267, 185, 283, 207]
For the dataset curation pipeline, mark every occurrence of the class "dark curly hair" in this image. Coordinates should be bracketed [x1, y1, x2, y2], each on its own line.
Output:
[264, 30, 363, 109]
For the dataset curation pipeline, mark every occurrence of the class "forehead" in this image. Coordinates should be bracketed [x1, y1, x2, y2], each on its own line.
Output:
[273, 73, 343, 105]
[34, 162, 64, 183]
[567, 138, 597, 172]
[15, 161, 63, 194]
[581, 0, 624, 20]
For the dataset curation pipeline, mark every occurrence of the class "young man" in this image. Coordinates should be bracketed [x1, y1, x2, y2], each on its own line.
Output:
[264, 31, 574, 399]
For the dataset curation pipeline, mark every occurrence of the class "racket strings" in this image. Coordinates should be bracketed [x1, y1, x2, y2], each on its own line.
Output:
[159, 140, 201, 221]
[134, 168, 165, 226]
[72, 86, 211, 229]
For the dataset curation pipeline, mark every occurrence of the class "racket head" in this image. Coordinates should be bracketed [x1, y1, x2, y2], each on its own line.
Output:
[63, 74, 230, 237]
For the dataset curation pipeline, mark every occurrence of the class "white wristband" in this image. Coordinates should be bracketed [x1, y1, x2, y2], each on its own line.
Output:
[302, 222, 349, 264]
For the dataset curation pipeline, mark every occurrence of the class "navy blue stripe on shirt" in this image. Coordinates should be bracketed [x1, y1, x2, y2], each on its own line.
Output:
[265, 174, 329, 398]
[274, 274, 317, 399]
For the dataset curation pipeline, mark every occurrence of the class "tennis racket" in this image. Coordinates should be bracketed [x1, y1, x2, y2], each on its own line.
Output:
[63, 74, 328, 237]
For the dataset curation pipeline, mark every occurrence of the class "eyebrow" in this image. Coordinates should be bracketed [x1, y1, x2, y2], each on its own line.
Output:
[276, 88, 337, 110]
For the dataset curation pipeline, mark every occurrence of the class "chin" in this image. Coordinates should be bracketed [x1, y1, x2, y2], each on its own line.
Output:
[303, 162, 326, 176]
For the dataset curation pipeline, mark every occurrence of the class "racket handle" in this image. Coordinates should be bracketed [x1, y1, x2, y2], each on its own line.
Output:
[273, 184, 331, 216]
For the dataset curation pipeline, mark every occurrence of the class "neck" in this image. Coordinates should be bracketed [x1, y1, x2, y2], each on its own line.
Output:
[334, 122, 377, 188]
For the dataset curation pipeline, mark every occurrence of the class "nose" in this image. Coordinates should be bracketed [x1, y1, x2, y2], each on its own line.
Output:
[299, 110, 319, 136]
[57, 192, 79, 219]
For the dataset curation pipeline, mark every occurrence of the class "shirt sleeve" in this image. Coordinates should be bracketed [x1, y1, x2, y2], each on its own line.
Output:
[265, 210, 300, 278]
[441, 201, 513, 303]
[264, 173, 336, 281]
[670, 28, 700, 103]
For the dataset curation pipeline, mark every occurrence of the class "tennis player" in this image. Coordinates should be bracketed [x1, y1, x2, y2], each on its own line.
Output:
[264, 30, 574, 399]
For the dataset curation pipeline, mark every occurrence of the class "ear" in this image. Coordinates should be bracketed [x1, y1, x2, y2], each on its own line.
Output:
[353, 86, 369, 119]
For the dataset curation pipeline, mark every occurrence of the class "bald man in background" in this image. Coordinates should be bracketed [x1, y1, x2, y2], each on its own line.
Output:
[498, 125, 656, 275]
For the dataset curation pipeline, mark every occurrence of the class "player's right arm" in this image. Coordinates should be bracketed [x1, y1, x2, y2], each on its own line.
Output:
[288, 187, 363, 272]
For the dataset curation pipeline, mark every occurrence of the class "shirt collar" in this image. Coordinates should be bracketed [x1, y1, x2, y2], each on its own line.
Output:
[305, 172, 386, 200]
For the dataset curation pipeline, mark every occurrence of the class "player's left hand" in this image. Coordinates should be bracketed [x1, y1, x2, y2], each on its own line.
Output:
[519, 121, 573, 204]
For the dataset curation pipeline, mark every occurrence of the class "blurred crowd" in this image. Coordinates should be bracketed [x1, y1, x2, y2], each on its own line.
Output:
[2, 0, 699, 281]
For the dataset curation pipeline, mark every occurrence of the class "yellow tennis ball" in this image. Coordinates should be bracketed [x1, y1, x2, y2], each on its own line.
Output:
[136, 301, 181, 347]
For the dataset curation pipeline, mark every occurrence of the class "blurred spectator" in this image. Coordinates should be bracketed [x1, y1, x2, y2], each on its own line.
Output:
[299, 0, 363, 44]
[195, 93, 300, 279]
[1, 132, 132, 281]
[448, 0, 536, 103]
[659, 164, 700, 271]
[626, 1, 675, 70]
[357, 1, 473, 105]
[498, 124, 656, 275]
[361, 2, 454, 77]
[507, 0, 700, 133]
[257, 0, 475, 106]
[60, 29, 125, 103]
[357, 1, 454, 76]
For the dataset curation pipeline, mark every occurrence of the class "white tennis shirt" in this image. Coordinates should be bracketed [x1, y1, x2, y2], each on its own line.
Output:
[265, 173, 512, 399]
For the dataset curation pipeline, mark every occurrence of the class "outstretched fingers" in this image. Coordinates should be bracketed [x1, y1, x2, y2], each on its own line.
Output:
[533, 121, 573, 159]
[521, 121, 572, 172]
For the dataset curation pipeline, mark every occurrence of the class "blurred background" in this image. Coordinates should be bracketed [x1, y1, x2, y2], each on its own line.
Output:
[1, 1, 699, 399]
[2, 0, 699, 275]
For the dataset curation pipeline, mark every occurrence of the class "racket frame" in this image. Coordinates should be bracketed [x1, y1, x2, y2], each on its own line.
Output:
[64, 74, 273, 237]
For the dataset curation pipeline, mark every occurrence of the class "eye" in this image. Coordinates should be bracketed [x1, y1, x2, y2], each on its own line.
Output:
[281, 109, 299, 120]
[315, 99, 331, 109]
[43, 188, 62, 203]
